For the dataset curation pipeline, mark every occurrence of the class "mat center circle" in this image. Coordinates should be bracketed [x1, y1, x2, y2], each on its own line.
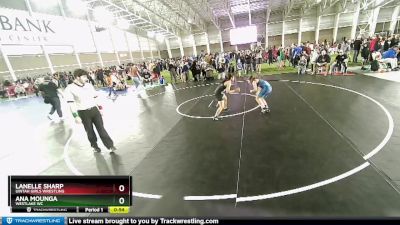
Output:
[176, 93, 260, 119]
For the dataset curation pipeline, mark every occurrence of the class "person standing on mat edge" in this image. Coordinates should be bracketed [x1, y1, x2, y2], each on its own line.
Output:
[105, 70, 118, 100]
[64, 69, 116, 153]
[128, 64, 142, 91]
[248, 76, 272, 113]
[39, 76, 64, 122]
[213, 74, 240, 121]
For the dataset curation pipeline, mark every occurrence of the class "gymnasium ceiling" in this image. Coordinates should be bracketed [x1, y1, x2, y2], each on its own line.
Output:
[83, 0, 397, 37]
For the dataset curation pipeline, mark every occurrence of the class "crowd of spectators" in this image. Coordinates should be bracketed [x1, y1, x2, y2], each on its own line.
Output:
[1, 33, 399, 100]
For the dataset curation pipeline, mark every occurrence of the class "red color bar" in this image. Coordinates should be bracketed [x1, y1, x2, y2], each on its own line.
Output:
[13, 182, 130, 195]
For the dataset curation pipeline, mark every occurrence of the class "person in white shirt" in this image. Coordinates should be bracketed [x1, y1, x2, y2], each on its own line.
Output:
[14, 82, 26, 97]
[64, 69, 116, 153]
[310, 49, 320, 74]
[255, 43, 264, 73]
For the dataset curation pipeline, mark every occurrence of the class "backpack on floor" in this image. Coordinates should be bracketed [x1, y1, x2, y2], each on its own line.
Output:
[371, 60, 379, 71]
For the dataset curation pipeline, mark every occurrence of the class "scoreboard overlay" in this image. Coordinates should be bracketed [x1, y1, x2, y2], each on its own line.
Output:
[8, 176, 132, 213]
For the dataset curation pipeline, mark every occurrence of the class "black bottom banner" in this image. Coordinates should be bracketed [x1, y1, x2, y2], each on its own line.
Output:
[66, 218, 400, 225]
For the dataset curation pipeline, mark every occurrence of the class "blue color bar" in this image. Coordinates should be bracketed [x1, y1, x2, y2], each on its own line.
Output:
[1, 217, 64, 225]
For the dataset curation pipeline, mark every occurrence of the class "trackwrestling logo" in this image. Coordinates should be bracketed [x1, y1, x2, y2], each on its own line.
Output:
[1, 217, 64, 225]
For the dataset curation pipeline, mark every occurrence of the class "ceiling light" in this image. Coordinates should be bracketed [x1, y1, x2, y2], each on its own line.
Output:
[147, 31, 155, 38]
[66, 0, 87, 16]
[117, 18, 130, 30]
[93, 6, 114, 27]
[30, 0, 58, 10]
[156, 33, 164, 42]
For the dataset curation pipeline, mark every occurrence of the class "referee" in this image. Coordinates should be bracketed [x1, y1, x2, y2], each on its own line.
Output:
[64, 69, 116, 153]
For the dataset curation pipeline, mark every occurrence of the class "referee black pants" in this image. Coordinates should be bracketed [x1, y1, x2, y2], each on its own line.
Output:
[78, 107, 114, 149]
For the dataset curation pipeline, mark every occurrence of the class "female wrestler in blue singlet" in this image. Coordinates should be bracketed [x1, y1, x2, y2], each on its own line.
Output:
[248, 76, 272, 113]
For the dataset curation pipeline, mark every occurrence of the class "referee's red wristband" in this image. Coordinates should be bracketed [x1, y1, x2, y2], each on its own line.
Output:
[98, 105, 103, 110]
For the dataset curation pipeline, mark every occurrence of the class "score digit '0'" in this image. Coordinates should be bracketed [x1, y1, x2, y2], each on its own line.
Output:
[119, 196, 125, 205]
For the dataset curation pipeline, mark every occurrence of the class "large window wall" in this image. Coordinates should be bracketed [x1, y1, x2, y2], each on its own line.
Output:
[161, 3, 399, 55]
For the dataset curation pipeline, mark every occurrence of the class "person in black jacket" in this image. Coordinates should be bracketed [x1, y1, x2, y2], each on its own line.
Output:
[268, 47, 273, 65]
[245, 52, 252, 74]
[168, 60, 178, 83]
[383, 38, 390, 52]
[353, 37, 362, 63]
[361, 42, 370, 70]
[389, 34, 399, 48]
[39, 76, 63, 121]
[315, 50, 330, 76]
[331, 50, 348, 74]
[96, 68, 105, 87]
[191, 61, 201, 82]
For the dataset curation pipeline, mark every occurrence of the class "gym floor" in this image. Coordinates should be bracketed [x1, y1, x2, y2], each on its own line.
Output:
[1, 73, 400, 216]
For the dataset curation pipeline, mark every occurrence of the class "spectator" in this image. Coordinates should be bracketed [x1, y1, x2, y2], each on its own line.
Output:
[371, 51, 387, 72]
[87, 71, 96, 86]
[39, 76, 63, 121]
[224, 53, 230, 72]
[105, 70, 118, 99]
[361, 42, 370, 70]
[315, 50, 330, 76]
[217, 56, 226, 79]
[383, 37, 390, 51]
[331, 50, 348, 74]
[304, 43, 312, 67]
[96, 68, 105, 87]
[310, 49, 319, 74]
[153, 61, 161, 78]
[191, 61, 201, 82]
[277, 47, 285, 70]
[382, 46, 399, 71]
[370, 35, 380, 53]
[168, 60, 178, 83]
[341, 41, 351, 55]
[181, 61, 189, 82]
[389, 34, 399, 47]
[255, 44, 263, 73]
[141, 68, 153, 87]
[244, 52, 252, 74]
[128, 64, 142, 91]
[0, 83, 6, 98]
[251, 53, 257, 72]
[292, 44, 303, 67]
[237, 57, 243, 77]
[298, 55, 307, 75]
[228, 58, 236, 74]
[204, 53, 211, 65]
[267, 47, 273, 65]
[14, 81, 26, 97]
[353, 37, 362, 63]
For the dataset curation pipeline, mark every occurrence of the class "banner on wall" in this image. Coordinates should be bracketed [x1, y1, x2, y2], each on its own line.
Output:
[0, 7, 92, 47]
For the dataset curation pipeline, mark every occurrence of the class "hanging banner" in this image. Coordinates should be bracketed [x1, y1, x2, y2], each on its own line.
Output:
[0, 7, 92, 47]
